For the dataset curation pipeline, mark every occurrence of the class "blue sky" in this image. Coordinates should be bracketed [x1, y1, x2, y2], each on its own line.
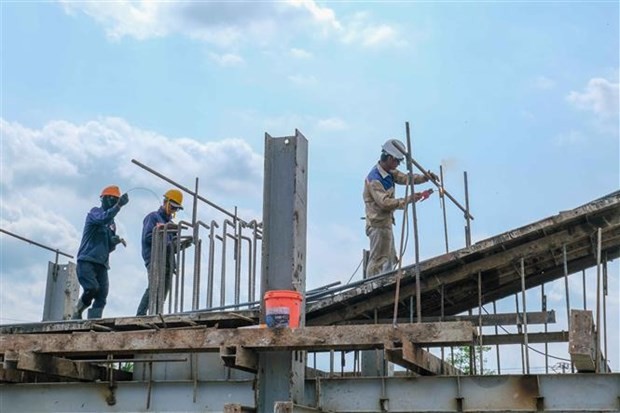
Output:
[1, 1, 618, 372]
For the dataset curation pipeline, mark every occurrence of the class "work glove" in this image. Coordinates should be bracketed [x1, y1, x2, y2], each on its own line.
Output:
[426, 170, 440, 183]
[111, 235, 127, 247]
[118, 193, 129, 207]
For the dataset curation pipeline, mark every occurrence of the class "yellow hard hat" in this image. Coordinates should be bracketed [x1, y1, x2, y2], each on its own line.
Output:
[100, 185, 121, 198]
[163, 189, 183, 209]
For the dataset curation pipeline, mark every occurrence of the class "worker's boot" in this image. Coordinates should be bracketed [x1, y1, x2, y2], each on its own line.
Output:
[87, 307, 103, 319]
[71, 300, 86, 320]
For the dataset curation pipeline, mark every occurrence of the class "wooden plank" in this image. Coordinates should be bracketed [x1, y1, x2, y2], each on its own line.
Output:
[482, 331, 568, 346]
[340, 311, 555, 327]
[220, 345, 258, 373]
[384, 340, 460, 376]
[0, 322, 475, 356]
[223, 404, 256, 413]
[569, 310, 596, 372]
[3, 351, 130, 382]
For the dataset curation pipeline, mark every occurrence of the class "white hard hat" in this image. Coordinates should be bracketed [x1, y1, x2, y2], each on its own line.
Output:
[382, 139, 407, 160]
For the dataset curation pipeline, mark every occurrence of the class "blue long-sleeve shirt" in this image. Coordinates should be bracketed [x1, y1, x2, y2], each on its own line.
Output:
[141, 206, 172, 267]
[76, 205, 121, 268]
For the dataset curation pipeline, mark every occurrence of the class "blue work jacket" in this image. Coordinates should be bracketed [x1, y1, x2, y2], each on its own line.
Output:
[76, 205, 121, 269]
[141, 207, 173, 267]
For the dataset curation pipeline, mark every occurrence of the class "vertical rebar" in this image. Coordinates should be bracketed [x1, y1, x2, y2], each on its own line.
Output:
[440, 284, 445, 371]
[463, 171, 471, 248]
[242, 235, 252, 304]
[440, 165, 449, 253]
[541, 284, 549, 374]
[603, 254, 608, 372]
[582, 269, 587, 310]
[515, 293, 524, 374]
[520, 257, 530, 374]
[234, 209, 242, 305]
[405, 122, 422, 323]
[250, 221, 260, 302]
[477, 271, 483, 375]
[562, 244, 571, 329]
[206, 221, 218, 308]
[595, 228, 602, 373]
[492, 301, 500, 374]
[192, 178, 200, 310]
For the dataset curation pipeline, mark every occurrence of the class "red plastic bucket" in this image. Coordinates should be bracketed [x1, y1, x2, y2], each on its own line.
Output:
[264, 290, 303, 328]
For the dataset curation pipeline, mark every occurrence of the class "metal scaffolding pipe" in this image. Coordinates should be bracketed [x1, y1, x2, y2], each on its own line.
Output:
[0, 228, 74, 259]
[520, 257, 530, 374]
[131, 159, 249, 225]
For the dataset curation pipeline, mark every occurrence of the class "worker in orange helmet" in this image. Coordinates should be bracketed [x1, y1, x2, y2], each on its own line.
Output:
[136, 189, 184, 316]
[363, 139, 438, 277]
[72, 185, 129, 319]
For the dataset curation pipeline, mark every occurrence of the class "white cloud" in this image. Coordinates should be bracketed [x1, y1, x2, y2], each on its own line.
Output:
[317, 117, 348, 131]
[554, 130, 586, 146]
[288, 74, 318, 86]
[290, 48, 313, 59]
[59, 1, 404, 50]
[534, 75, 555, 90]
[341, 12, 406, 48]
[0, 117, 264, 322]
[208, 52, 245, 67]
[567, 77, 619, 118]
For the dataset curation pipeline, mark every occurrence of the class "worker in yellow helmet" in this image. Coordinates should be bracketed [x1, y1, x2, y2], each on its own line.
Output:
[72, 185, 129, 319]
[136, 189, 184, 316]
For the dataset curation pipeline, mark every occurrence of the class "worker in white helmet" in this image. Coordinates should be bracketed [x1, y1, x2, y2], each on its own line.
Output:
[136, 189, 184, 316]
[363, 139, 438, 276]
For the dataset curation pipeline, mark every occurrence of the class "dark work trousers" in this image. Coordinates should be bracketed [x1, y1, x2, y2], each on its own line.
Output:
[136, 253, 174, 316]
[76, 260, 109, 319]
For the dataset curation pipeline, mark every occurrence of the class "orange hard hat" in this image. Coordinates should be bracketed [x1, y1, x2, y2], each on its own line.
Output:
[163, 189, 183, 209]
[100, 185, 121, 198]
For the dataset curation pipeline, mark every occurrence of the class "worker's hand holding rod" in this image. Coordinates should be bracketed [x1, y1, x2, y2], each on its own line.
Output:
[394, 146, 474, 221]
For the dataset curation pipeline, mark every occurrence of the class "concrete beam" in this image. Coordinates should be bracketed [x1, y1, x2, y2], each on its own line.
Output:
[0, 322, 475, 357]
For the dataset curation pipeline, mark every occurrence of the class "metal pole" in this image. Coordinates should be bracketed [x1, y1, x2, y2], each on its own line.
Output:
[492, 301, 500, 374]
[206, 221, 218, 308]
[0, 228, 74, 258]
[595, 228, 602, 373]
[515, 293, 524, 374]
[404, 122, 422, 323]
[521, 257, 530, 374]
[440, 284, 445, 371]
[440, 165, 449, 253]
[463, 172, 472, 247]
[603, 255, 608, 372]
[192, 178, 200, 310]
[582, 269, 587, 310]
[131, 159, 249, 224]
[391, 154, 474, 220]
[477, 271, 483, 375]
[541, 284, 549, 374]
[562, 244, 571, 329]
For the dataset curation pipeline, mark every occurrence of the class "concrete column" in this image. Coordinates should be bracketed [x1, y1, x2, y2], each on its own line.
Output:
[258, 130, 308, 411]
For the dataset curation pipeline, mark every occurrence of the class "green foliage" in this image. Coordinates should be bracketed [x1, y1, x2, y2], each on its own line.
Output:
[450, 345, 495, 375]
[119, 362, 134, 373]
